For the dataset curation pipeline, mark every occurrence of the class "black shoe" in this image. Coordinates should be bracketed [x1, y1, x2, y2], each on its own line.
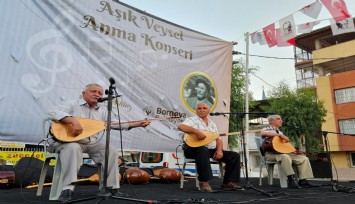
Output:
[288, 178, 301, 189]
[298, 180, 320, 187]
[111, 189, 129, 197]
[58, 189, 73, 203]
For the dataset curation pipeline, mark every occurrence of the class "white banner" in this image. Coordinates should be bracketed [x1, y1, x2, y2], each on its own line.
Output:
[300, 1, 322, 20]
[279, 15, 296, 42]
[330, 17, 355, 36]
[297, 21, 320, 34]
[0, 0, 232, 152]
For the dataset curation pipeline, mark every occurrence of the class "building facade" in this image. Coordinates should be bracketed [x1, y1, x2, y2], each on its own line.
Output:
[295, 20, 355, 180]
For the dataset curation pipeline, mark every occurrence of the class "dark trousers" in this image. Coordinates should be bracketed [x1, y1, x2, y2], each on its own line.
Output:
[184, 146, 240, 183]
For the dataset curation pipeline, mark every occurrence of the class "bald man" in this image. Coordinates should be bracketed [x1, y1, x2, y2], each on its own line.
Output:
[178, 103, 242, 192]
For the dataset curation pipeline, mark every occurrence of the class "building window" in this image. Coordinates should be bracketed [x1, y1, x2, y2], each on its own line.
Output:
[335, 87, 355, 104]
[339, 119, 355, 135]
[350, 153, 355, 167]
[296, 69, 303, 81]
[253, 155, 261, 169]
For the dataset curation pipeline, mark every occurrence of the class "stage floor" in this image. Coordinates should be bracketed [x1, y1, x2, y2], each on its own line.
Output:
[1, 177, 355, 204]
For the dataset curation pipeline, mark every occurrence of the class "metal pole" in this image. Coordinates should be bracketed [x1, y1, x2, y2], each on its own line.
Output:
[245, 32, 250, 132]
[244, 32, 250, 174]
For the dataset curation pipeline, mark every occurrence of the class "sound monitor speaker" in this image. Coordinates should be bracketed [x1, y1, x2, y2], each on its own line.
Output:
[13, 157, 53, 186]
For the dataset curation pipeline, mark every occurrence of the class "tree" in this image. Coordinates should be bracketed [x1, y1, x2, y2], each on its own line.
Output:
[228, 58, 258, 149]
[262, 81, 327, 154]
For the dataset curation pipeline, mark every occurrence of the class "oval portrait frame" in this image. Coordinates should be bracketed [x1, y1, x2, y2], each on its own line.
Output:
[180, 72, 218, 113]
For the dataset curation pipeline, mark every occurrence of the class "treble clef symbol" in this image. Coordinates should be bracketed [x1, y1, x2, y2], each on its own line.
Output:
[22, 29, 73, 97]
[22, 10, 77, 97]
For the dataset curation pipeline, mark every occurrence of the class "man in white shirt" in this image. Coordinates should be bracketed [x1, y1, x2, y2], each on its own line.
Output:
[47, 83, 150, 202]
[178, 103, 242, 192]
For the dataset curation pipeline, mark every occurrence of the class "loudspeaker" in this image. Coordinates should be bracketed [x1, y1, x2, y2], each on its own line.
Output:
[13, 157, 53, 186]
[310, 158, 332, 179]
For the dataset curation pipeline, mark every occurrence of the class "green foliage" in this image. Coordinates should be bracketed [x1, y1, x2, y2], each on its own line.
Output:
[228, 58, 258, 149]
[262, 81, 327, 154]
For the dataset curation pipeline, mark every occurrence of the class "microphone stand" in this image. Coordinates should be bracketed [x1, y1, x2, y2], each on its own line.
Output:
[67, 80, 158, 203]
[67, 81, 116, 203]
[236, 112, 275, 197]
[282, 125, 355, 193]
[96, 82, 115, 199]
[319, 130, 355, 193]
[112, 87, 125, 170]
[211, 112, 276, 197]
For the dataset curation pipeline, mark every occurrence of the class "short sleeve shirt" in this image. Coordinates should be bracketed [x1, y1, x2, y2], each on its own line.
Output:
[47, 99, 129, 143]
[182, 116, 219, 149]
[261, 126, 283, 141]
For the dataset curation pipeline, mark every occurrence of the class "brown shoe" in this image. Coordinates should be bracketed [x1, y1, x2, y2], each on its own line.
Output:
[199, 181, 212, 192]
[221, 182, 245, 190]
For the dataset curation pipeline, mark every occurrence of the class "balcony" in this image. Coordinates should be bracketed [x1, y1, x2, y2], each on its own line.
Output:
[312, 40, 355, 76]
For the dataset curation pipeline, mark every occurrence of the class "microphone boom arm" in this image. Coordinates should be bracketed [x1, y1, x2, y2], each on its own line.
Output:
[98, 95, 121, 103]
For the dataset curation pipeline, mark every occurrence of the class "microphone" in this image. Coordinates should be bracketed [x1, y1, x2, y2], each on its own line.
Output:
[109, 77, 115, 85]
[210, 112, 222, 116]
[97, 95, 121, 102]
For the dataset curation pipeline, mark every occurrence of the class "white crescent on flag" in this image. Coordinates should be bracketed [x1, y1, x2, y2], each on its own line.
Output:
[263, 23, 277, 47]
[321, 0, 350, 21]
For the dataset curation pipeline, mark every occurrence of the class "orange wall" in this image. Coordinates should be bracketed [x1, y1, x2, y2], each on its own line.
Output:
[330, 70, 355, 151]
[331, 69, 355, 89]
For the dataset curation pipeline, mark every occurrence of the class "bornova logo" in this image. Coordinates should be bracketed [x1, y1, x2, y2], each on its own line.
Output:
[143, 106, 187, 118]
[155, 107, 186, 119]
[143, 106, 155, 116]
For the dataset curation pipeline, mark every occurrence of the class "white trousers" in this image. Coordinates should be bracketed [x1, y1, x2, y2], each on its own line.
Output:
[49, 141, 119, 190]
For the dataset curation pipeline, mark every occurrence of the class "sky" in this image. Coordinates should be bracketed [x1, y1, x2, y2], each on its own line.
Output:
[121, 0, 355, 100]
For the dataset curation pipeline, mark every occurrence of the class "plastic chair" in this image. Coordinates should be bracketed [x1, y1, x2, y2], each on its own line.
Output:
[180, 157, 224, 189]
[254, 137, 288, 188]
[36, 118, 103, 200]
[36, 118, 60, 200]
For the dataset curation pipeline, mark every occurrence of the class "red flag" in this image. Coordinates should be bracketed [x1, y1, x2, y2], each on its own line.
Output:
[287, 38, 296, 46]
[263, 23, 277, 47]
[321, 0, 350, 21]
